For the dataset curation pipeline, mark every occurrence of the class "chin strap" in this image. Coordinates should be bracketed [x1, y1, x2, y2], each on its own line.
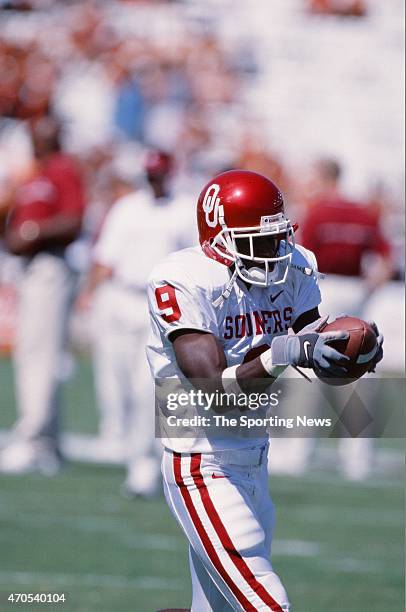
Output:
[213, 268, 239, 308]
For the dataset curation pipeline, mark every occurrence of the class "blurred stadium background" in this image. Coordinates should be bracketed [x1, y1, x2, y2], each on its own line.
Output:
[0, 0, 404, 611]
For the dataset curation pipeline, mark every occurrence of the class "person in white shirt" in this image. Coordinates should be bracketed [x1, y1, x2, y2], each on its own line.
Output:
[84, 150, 194, 497]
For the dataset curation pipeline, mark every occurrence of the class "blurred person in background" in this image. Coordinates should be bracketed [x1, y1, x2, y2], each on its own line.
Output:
[306, 0, 367, 17]
[300, 157, 392, 306]
[80, 148, 194, 497]
[276, 157, 393, 481]
[236, 130, 291, 200]
[0, 116, 85, 475]
[0, 39, 55, 121]
[0, 1, 34, 10]
[113, 60, 147, 143]
[0, 195, 10, 237]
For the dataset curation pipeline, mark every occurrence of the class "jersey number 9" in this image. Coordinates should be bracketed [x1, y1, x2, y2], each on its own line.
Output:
[155, 284, 181, 323]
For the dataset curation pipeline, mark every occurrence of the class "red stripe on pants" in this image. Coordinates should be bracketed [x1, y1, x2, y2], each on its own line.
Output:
[172, 452, 257, 611]
[190, 453, 284, 612]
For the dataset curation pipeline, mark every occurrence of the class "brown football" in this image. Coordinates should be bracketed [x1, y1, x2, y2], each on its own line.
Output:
[314, 316, 378, 386]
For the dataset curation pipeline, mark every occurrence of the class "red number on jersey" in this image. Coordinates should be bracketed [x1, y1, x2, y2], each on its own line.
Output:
[155, 284, 181, 323]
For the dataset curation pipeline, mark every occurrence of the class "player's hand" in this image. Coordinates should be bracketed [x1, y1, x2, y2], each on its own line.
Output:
[367, 320, 384, 372]
[270, 316, 350, 376]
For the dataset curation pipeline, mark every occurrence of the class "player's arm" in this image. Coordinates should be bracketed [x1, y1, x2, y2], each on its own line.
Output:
[171, 304, 348, 395]
[77, 203, 124, 309]
[152, 267, 349, 397]
[171, 329, 273, 394]
[82, 261, 113, 292]
[76, 262, 113, 311]
[5, 213, 83, 256]
[292, 306, 320, 333]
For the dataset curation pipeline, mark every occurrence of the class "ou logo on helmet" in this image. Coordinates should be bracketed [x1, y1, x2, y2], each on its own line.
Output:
[202, 183, 221, 228]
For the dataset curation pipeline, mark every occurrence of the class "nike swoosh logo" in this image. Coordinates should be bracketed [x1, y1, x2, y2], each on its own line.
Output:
[212, 473, 227, 479]
[270, 290, 284, 303]
[303, 340, 311, 362]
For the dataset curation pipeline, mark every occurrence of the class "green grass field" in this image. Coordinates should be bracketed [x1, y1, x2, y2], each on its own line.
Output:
[0, 356, 404, 612]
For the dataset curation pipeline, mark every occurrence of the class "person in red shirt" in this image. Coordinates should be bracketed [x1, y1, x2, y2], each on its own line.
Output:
[284, 158, 392, 481]
[6, 119, 84, 256]
[0, 116, 86, 475]
[306, 0, 367, 18]
[300, 158, 391, 292]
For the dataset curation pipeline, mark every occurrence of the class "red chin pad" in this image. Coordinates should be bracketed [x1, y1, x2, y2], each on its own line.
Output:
[201, 240, 233, 267]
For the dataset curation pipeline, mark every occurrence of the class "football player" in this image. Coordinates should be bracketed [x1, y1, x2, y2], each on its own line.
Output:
[147, 170, 383, 611]
[82, 148, 192, 496]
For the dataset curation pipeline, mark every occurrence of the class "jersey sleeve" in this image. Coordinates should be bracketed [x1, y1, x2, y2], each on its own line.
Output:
[148, 268, 218, 340]
[291, 247, 322, 323]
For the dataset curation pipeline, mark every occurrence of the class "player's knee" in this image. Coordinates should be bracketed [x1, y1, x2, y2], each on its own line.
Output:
[227, 521, 266, 556]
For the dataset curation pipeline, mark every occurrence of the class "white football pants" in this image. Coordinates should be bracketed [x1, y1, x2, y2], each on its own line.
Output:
[162, 445, 290, 611]
[12, 253, 75, 451]
[91, 282, 159, 475]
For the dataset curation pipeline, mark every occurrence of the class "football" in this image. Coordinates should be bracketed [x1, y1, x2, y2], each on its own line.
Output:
[314, 316, 378, 386]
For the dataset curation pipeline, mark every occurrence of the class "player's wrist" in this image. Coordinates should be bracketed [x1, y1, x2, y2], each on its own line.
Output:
[221, 365, 243, 394]
[269, 334, 299, 367]
[260, 346, 288, 378]
[269, 333, 318, 369]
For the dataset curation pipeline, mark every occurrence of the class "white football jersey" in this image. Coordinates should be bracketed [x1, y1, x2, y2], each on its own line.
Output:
[147, 244, 321, 452]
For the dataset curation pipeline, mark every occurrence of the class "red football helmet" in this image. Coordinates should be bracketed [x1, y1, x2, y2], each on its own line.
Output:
[197, 170, 295, 286]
